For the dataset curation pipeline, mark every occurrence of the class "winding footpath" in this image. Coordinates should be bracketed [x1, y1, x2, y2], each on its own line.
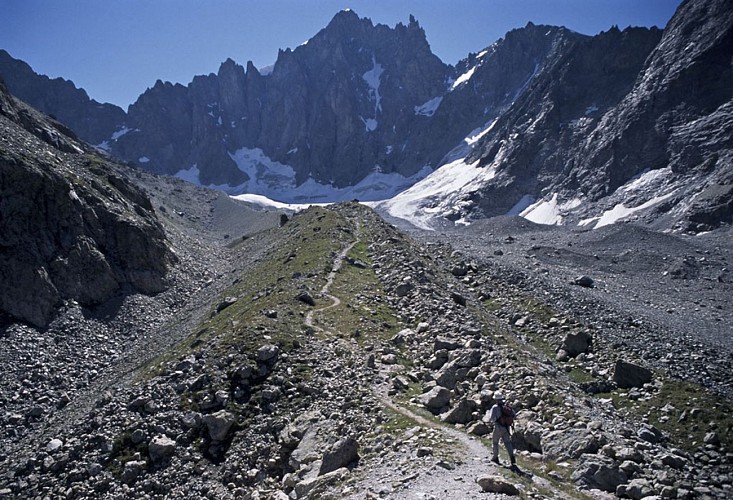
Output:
[305, 230, 540, 498]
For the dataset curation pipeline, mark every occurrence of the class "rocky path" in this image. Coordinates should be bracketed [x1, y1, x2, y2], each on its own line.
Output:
[307, 224, 538, 499]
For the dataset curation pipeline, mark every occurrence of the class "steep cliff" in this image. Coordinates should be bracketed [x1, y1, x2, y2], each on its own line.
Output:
[0, 81, 175, 327]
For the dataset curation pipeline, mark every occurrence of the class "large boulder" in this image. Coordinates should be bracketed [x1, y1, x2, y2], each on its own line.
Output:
[477, 475, 520, 495]
[319, 437, 359, 475]
[440, 398, 477, 425]
[203, 410, 236, 442]
[561, 331, 592, 357]
[419, 386, 451, 412]
[612, 360, 652, 389]
[571, 455, 628, 492]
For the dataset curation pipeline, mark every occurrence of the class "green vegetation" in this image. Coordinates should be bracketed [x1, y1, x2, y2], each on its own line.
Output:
[598, 377, 733, 453]
[143, 206, 356, 377]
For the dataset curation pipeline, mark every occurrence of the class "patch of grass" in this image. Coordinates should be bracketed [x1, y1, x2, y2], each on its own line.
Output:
[316, 231, 401, 344]
[597, 377, 733, 453]
[142, 206, 355, 378]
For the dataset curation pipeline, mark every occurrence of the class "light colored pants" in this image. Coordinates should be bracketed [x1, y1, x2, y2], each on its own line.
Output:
[492, 423, 514, 462]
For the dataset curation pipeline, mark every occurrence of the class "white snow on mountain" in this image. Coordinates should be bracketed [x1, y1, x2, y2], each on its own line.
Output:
[520, 193, 582, 225]
[414, 96, 443, 117]
[175, 147, 431, 205]
[450, 66, 476, 90]
[375, 157, 497, 230]
[363, 56, 384, 114]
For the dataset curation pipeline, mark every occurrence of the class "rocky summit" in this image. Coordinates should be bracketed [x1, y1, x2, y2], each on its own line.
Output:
[1, 1, 732, 499]
[2, 1, 728, 234]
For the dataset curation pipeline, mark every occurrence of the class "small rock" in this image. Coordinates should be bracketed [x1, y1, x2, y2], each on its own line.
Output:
[573, 275, 594, 287]
[203, 410, 236, 442]
[476, 475, 520, 495]
[149, 435, 176, 463]
[612, 359, 652, 389]
[296, 291, 315, 306]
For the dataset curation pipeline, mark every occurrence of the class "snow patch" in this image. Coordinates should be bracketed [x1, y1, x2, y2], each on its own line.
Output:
[377, 158, 496, 230]
[172, 148, 432, 204]
[507, 195, 535, 216]
[111, 126, 132, 141]
[175, 164, 201, 184]
[363, 56, 384, 113]
[361, 117, 378, 132]
[465, 118, 498, 146]
[592, 191, 678, 228]
[585, 104, 599, 115]
[95, 141, 111, 152]
[138, 156, 150, 163]
[621, 168, 672, 193]
[451, 66, 476, 90]
[520, 194, 582, 225]
[414, 96, 443, 117]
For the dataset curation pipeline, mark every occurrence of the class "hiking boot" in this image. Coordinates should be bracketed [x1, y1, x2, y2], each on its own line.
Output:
[491, 456, 500, 465]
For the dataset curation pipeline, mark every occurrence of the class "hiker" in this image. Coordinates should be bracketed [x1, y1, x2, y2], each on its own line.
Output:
[487, 390, 516, 467]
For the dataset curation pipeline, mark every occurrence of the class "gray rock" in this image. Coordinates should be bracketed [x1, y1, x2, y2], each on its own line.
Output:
[203, 410, 236, 441]
[543, 428, 607, 459]
[704, 431, 721, 446]
[561, 331, 592, 357]
[571, 455, 628, 492]
[46, 438, 63, 453]
[419, 386, 451, 411]
[121, 460, 146, 484]
[637, 424, 663, 444]
[573, 275, 594, 287]
[257, 343, 280, 364]
[296, 291, 315, 306]
[294, 467, 349, 499]
[617, 478, 655, 499]
[148, 435, 176, 462]
[319, 436, 359, 475]
[440, 398, 477, 424]
[216, 296, 238, 313]
[613, 359, 652, 389]
[476, 475, 520, 495]
[434, 337, 461, 351]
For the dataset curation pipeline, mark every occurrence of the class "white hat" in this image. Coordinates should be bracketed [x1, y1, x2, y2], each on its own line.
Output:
[493, 390, 505, 401]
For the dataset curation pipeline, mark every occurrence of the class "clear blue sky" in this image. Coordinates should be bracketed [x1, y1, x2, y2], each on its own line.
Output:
[1, 0, 682, 110]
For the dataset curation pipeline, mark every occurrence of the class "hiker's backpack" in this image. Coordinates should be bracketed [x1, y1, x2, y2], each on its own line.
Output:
[498, 403, 515, 427]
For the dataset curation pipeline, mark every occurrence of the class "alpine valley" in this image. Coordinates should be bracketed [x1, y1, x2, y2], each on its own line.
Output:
[1, 0, 732, 498]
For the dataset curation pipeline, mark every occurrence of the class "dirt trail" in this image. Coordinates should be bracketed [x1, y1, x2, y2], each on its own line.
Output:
[305, 231, 540, 498]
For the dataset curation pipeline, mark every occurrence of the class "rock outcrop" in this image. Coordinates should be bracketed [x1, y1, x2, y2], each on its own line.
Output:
[0, 80, 175, 327]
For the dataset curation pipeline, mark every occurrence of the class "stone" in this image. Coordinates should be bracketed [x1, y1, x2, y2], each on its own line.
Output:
[419, 386, 451, 411]
[46, 438, 63, 453]
[704, 431, 721, 446]
[296, 291, 315, 306]
[637, 424, 663, 444]
[440, 398, 477, 424]
[294, 467, 349, 498]
[121, 460, 146, 484]
[257, 344, 280, 364]
[476, 475, 520, 495]
[612, 359, 652, 388]
[216, 297, 238, 313]
[451, 291, 467, 306]
[617, 478, 655, 500]
[203, 410, 236, 441]
[319, 437, 359, 475]
[561, 330, 592, 357]
[395, 283, 414, 297]
[434, 337, 461, 351]
[573, 275, 594, 287]
[571, 455, 627, 492]
[148, 435, 176, 462]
